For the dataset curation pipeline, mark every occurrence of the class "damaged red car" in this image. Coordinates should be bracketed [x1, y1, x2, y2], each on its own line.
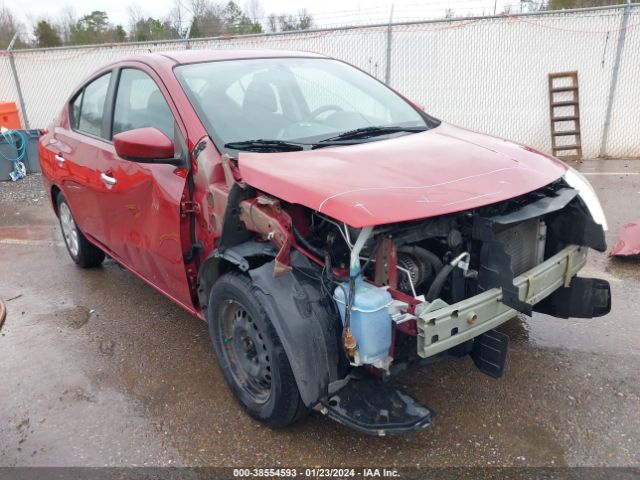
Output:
[39, 50, 611, 435]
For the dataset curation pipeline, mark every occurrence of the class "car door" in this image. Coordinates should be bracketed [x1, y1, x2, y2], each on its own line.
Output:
[52, 71, 116, 246]
[100, 66, 193, 308]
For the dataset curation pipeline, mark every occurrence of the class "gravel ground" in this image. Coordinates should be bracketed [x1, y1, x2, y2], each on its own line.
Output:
[0, 174, 47, 205]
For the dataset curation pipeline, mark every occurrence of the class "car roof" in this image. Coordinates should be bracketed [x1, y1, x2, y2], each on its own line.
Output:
[110, 49, 327, 69]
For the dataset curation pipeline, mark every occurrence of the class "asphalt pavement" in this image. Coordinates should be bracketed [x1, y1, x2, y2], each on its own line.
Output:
[0, 159, 638, 468]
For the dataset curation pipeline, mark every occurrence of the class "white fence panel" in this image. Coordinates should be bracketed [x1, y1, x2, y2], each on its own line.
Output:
[1, 5, 638, 158]
[605, 9, 640, 158]
[391, 10, 625, 158]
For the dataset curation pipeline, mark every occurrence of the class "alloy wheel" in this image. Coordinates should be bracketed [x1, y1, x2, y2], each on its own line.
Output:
[59, 202, 79, 258]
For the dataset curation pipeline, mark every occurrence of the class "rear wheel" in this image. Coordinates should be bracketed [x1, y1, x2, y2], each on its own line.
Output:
[57, 194, 105, 268]
[207, 273, 307, 428]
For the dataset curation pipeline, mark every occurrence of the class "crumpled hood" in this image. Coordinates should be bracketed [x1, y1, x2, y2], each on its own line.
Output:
[238, 122, 567, 227]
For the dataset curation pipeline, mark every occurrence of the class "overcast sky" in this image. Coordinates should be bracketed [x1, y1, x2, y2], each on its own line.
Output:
[10, 0, 520, 32]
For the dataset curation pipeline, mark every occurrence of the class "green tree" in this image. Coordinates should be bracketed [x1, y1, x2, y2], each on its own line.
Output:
[223, 1, 262, 33]
[237, 16, 262, 33]
[188, 0, 224, 38]
[69, 11, 127, 45]
[132, 17, 179, 41]
[223, 1, 243, 27]
[34, 20, 63, 48]
[296, 9, 313, 31]
[189, 14, 221, 38]
[79, 11, 109, 34]
[188, 0, 262, 38]
[270, 10, 314, 32]
[110, 25, 127, 43]
[70, 11, 110, 44]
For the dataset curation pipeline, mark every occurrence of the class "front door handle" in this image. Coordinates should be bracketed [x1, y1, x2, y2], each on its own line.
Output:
[55, 154, 65, 165]
[100, 172, 117, 186]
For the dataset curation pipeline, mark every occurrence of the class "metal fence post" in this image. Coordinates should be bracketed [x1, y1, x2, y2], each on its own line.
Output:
[6, 34, 30, 129]
[384, 4, 394, 85]
[599, 1, 631, 157]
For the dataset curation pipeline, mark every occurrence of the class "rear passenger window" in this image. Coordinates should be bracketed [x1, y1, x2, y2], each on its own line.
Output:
[112, 69, 175, 139]
[76, 73, 111, 137]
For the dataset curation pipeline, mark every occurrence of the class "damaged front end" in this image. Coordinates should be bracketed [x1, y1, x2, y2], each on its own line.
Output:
[200, 162, 611, 436]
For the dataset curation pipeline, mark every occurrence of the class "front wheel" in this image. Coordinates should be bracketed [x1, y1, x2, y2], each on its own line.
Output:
[57, 194, 105, 268]
[207, 273, 307, 428]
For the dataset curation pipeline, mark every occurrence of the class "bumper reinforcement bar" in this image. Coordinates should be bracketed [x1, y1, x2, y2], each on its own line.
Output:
[416, 245, 588, 359]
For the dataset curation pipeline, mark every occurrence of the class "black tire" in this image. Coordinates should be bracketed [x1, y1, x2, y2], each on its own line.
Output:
[56, 193, 105, 268]
[207, 272, 308, 428]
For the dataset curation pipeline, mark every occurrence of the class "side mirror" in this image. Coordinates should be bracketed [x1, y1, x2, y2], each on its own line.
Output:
[113, 127, 182, 166]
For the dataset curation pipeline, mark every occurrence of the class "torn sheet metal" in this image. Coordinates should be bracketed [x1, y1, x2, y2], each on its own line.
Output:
[611, 221, 640, 257]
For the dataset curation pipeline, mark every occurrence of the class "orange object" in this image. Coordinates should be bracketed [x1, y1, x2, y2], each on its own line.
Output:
[0, 102, 22, 129]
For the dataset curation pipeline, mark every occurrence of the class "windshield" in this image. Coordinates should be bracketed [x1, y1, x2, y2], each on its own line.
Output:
[175, 57, 437, 152]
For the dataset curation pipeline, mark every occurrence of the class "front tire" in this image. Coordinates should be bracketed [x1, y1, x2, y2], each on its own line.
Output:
[207, 272, 307, 428]
[57, 194, 105, 268]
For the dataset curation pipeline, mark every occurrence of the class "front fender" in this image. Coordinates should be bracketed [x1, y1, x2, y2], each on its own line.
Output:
[249, 251, 342, 407]
[197, 241, 277, 308]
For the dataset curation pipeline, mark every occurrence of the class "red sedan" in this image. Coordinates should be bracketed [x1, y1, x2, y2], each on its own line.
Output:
[40, 50, 611, 435]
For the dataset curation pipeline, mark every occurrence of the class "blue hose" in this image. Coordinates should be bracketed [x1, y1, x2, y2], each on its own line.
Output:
[0, 129, 26, 163]
[1, 129, 27, 181]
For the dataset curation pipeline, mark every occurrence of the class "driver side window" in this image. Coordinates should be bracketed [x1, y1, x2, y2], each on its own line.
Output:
[112, 69, 175, 139]
[293, 67, 391, 123]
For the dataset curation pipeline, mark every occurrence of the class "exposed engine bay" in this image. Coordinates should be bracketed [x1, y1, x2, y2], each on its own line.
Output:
[203, 162, 611, 435]
[280, 179, 600, 370]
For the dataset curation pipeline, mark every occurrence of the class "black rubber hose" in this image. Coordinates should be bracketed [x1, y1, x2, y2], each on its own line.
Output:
[292, 225, 326, 259]
[344, 275, 356, 330]
[425, 263, 454, 302]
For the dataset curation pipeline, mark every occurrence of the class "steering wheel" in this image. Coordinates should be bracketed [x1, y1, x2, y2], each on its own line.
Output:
[310, 105, 344, 120]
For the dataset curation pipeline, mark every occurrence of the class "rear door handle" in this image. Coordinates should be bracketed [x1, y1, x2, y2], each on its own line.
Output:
[55, 154, 65, 165]
[100, 172, 117, 186]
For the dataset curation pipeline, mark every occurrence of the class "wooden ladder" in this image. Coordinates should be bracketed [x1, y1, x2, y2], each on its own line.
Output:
[548, 71, 582, 161]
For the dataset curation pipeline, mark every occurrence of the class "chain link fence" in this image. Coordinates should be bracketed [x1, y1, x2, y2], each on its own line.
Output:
[1, 4, 638, 158]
